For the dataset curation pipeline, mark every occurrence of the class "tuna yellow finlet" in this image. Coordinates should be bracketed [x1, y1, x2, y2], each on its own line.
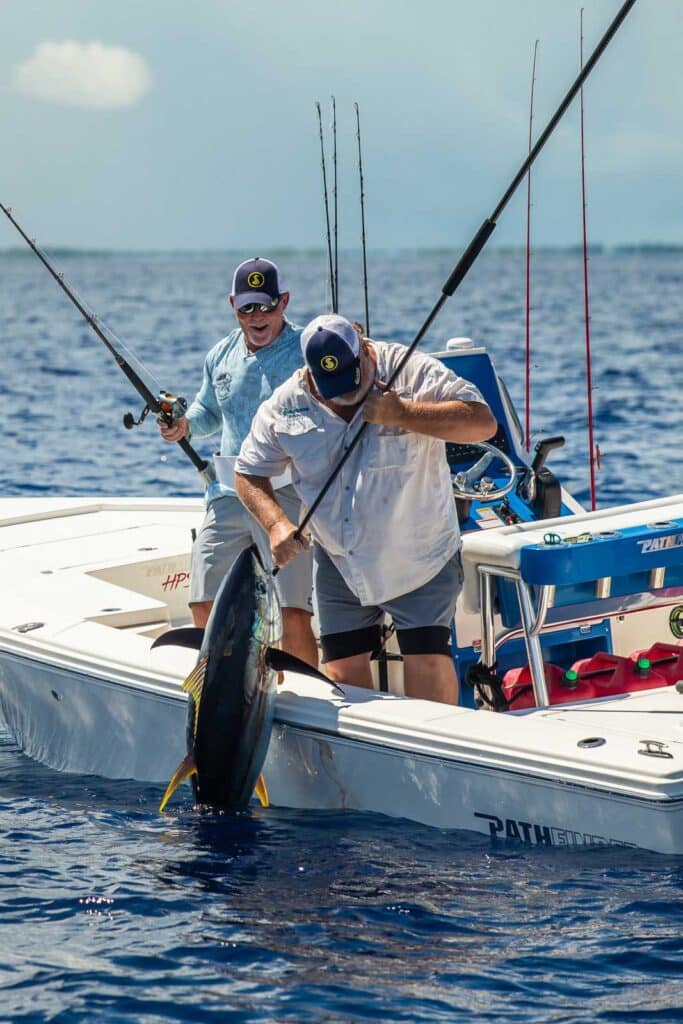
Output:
[159, 753, 198, 813]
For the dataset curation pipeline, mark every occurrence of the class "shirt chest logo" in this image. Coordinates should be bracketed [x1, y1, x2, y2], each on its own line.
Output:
[215, 371, 232, 396]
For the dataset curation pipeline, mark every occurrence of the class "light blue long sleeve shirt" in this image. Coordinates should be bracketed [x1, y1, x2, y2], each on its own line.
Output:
[186, 320, 303, 505]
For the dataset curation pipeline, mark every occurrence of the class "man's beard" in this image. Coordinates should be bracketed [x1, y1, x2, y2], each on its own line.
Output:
[329, 376, 374, 407]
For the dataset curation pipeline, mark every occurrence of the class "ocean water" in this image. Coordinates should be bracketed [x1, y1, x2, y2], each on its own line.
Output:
[1, 248, 682, 1022]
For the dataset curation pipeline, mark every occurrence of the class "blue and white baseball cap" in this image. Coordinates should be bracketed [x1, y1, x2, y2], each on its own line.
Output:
[231, 257, 283, 309]
[301, 314, 362, 399]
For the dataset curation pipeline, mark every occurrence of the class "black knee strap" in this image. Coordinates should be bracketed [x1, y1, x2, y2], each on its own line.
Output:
[396, 626, 452, 657]
[320, 625, 382, 664]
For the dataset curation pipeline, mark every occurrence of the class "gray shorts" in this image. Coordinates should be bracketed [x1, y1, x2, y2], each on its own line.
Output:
[313, 544, 462, 637]
[189, 486, 313, 613]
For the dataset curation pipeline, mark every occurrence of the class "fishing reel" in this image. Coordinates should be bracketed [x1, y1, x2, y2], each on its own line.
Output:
[123, 390, 188, 430]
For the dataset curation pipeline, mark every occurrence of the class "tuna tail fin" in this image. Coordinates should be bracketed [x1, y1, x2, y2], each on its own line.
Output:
[254, 773, 269, 807]
[159, 752, 198, 813]
[151, 627, 205, 651]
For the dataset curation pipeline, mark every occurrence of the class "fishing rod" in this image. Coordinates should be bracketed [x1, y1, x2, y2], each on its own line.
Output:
[525, 39, 539, 453]
[315, 101, 337, 313]
[288, 0, 637, 546]
[354, 102, 371, 337]
[0, 201, 215, 485]
[332, 95, 339, 313]
[580, 8, 598, 510]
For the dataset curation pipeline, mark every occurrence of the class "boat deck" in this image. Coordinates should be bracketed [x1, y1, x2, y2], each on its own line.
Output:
[0, 498, 202, 685]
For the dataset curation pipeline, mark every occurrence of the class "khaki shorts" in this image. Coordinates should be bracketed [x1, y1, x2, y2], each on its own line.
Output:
[189, 486, 313, 612]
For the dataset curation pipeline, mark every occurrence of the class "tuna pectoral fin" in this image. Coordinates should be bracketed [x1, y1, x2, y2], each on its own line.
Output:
[254, 774, 269, 807]
[151, 627, 205, 651]
[265, 647, 345, 697]
[159, 753, 198, 813]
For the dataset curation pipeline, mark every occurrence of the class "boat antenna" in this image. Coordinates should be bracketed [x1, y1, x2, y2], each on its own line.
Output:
[0, 201, 215, 485]
[315, 101, 337, 312]
[525, 39, 539, 453]
[274, 0, 637, 562]
[580, 8, 598, 510]
[354, 101, 371, 337]
[332, 95, 339, 312]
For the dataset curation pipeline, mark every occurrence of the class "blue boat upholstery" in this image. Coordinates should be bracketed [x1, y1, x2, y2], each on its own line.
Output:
[460, 494, 683, 617]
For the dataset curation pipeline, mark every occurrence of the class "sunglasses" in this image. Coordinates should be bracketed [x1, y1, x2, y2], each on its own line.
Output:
[237, 300, 280, 315]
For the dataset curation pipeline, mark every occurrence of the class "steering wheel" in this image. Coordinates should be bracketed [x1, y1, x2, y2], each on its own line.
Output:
[450, 441, 517, 502]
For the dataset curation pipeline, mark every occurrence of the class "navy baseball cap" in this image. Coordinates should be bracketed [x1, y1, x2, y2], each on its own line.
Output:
[301, 314, 362, 399]
[231, 257, 283, 309]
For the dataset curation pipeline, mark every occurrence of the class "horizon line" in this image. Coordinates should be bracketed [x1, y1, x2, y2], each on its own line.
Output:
[2, 242, 682, 257]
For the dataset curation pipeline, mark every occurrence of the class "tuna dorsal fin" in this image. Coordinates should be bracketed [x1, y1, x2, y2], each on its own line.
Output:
[254, 774, 269, 807]
[151, 627, 205, 651]
[265, 647, 345, 697]
[159, 752, 198, 813]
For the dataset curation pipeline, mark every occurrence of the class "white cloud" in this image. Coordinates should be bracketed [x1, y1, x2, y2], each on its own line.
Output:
[13, 40, 151, 109]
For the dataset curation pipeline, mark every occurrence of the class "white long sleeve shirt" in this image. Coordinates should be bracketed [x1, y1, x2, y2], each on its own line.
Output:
[235, 341, 487, 605]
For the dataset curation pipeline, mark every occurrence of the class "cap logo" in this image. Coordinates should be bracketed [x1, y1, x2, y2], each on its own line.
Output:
[321, 355, 339, 372]
[247, 271, 265, 288]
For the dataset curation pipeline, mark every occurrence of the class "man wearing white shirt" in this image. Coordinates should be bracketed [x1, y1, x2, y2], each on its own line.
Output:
[234, 314, 496, 704]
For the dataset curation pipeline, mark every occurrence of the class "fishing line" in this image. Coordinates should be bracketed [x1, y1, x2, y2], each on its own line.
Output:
[284, 0, 637, 549]
[355, 102, 371, 337]
[580, 8, 598, 510]
[332, 95, 339, 313]
[0, 201, 214, 483]
[525, 39, 539, 453]
[315, 101, 337, 313]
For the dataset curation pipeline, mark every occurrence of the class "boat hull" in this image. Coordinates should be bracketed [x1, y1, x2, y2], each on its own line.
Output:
[1, 647, 682, 855]
[265, 721, 683, 855]
[0, 496, 681, 856]
[0, 649, 186, 781]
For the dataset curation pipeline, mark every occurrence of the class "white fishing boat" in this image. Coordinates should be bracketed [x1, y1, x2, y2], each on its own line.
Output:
[3, 1, 681, 853]
[1, 337, 681, 855]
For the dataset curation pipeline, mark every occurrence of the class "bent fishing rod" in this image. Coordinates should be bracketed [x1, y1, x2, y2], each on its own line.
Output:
[0, 201, 215, 485]
[289, 0, 636, 546]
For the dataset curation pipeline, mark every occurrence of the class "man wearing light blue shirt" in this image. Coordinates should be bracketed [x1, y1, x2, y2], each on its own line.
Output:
[159, 257, 316, 666]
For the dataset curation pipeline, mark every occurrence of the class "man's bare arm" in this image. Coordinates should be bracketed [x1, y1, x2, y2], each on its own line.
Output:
[234, 472, 309, 568]
[363, 384, 497, 443]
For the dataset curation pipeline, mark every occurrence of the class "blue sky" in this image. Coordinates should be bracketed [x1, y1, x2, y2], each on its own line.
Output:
[1, 0, 681, 250]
